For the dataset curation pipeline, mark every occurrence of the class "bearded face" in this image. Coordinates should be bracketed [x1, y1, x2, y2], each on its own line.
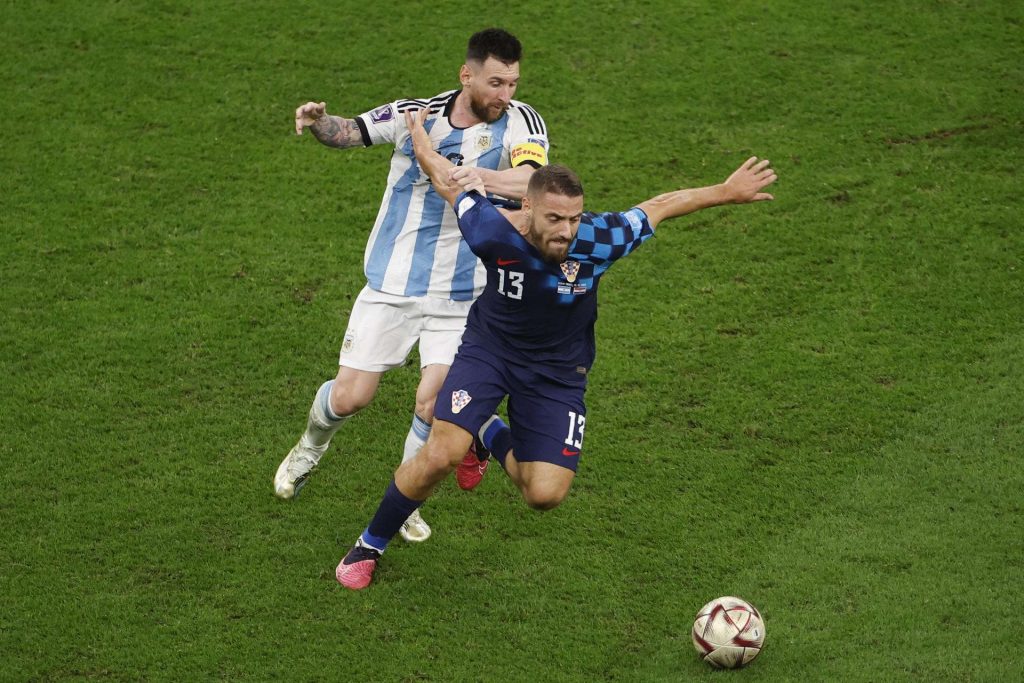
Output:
[522, 192, 584, 264]
[462, 57, 519, 123]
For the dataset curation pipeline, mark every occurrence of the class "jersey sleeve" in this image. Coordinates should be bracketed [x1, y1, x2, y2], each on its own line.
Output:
[454, 191, 509, 259]
[354, 102, 400, 147]
[574, 208, 655, 273]
[507, 102, 550, 169]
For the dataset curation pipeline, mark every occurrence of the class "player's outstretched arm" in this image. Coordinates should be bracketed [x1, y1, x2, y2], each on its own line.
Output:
[467, 165, 536, 200]
[637, 157, 777, 229]
[404, 108, 485, 206]
[294, 101, 364, 149]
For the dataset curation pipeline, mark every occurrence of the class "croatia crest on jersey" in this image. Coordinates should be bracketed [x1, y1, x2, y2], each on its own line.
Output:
[451, 389, 472, 414]
[560, 260, 580, 283]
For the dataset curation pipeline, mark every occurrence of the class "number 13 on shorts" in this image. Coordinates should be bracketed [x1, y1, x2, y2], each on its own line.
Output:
[564, 410, 586, 449]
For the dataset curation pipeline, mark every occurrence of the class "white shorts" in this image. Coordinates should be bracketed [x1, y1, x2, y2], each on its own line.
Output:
[338, 285, 473, 372]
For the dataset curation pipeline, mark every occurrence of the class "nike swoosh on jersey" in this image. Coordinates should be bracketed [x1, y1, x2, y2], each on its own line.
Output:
[561, 447, 580, 457]
[496, 258, 521, 266]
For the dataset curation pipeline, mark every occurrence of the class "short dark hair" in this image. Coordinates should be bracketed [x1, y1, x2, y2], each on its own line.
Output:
[466, 28, 522, 65]
[527, 165, 584, 199]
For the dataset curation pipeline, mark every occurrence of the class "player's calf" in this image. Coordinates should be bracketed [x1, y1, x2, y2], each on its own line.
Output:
[275, 380, 351, 500]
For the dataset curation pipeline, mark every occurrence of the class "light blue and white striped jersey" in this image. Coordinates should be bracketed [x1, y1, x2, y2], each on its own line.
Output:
[354, 90, 548, 301]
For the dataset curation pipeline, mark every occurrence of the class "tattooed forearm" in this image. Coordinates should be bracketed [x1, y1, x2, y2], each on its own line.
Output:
[310, 115, 363, 148]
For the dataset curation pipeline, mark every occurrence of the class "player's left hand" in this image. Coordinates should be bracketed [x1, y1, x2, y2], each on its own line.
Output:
[448, 166, 486, 195]
[723, 157, 777, 203]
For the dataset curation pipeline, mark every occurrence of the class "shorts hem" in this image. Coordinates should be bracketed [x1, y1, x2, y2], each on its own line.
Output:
[512, 452, 581, 472]
[339, 358, 403, 373]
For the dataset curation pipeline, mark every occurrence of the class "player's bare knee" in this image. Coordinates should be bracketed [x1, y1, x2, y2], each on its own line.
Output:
[329, 382, 373, 417]
[444, 446, 471, 468]
[523, 485, 568, 511]
[423, 420, 473, 469]
[421, 443, 458, 474]
[329, 393, 367, 417]
[329, 367, 382, 416]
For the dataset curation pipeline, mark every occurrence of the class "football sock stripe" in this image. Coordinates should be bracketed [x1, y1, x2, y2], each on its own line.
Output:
[317, 380, 342, 422]
[401, 414, 431, 464]
[479, 415, 508, 451]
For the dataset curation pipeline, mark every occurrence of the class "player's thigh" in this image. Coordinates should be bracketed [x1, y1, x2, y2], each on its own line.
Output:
[339, 286, 422, 372]
[506, 374, 587, 473]
[432, 341, 508, 443]
[418, 296, 472, 367]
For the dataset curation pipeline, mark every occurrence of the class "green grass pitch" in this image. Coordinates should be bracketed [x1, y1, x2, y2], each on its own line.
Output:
[2, 1, 1022, 680]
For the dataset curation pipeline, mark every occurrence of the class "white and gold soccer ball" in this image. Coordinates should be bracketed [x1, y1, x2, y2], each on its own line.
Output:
[691, 596, 766, 669]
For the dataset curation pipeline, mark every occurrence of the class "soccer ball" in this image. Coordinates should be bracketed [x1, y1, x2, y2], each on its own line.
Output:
[691, 596, 766, 669]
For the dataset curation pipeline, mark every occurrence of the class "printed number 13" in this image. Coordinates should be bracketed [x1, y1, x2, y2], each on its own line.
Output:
[564, 411, 586, 448]
[497, 268, 524, 300]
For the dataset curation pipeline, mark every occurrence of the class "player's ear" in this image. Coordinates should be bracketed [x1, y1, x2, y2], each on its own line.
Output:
[459, 63, 472, 86]
[515, 196, 532, 236]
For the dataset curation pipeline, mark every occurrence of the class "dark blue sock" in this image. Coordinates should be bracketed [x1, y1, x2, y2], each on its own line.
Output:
[489, 426, 513, 471]
[360, 480, 422, 551]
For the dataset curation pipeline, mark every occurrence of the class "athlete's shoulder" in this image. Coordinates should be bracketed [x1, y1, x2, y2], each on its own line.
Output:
[583, 207, 650, 233]
[507, 99, 547, 136]
[455, 190, 502, 221]
[454, 191, 521, 257]
[362, 91, 456, 145]
[361, 91, 456, 131]
[395, 90, 457, 115]
[571, 208, 653, 264]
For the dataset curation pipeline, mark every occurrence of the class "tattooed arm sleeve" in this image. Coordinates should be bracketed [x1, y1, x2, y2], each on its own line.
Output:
[310, 116, 365, 149]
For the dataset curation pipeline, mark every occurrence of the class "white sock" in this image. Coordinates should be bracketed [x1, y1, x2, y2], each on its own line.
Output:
[300, 380, 349, 456]
[401, 414, 432, 464]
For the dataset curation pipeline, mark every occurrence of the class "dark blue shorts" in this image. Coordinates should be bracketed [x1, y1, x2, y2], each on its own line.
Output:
[434, 340, 589, 472]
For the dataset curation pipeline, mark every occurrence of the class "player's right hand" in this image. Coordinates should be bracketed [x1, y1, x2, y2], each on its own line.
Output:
[448, 166, 486, 195]
[723, 157, 777, 203]
[295, 101, 327, 135]
[404, 107, 435, 157]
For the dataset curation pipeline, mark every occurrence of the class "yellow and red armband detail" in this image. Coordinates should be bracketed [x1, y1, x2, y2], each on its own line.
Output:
[510, 142, 548, 168]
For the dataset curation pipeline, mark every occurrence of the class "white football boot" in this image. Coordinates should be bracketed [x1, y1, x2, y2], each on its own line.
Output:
[274, 438, 325, 500]
[399, 509, 432, 542]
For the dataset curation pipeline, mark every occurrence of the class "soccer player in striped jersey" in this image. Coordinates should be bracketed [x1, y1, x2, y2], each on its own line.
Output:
[275, 29, 549, 543]
[334, 107, 777, 589]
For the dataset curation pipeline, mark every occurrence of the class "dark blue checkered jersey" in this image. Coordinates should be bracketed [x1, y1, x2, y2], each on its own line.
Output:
[453, 190, 654, 369]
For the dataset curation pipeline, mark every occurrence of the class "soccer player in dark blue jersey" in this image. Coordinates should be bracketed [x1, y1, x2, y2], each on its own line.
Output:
[335, 107, 777, 589]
